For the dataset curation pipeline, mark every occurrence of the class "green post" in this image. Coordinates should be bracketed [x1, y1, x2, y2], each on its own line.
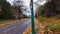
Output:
[30, 0, 35, 34]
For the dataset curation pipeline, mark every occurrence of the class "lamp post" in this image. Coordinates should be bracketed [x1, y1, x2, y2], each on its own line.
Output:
[30, 0, 35, 34]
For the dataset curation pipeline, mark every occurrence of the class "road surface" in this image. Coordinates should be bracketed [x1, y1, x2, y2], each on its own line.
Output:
[0, 19, 31, 34]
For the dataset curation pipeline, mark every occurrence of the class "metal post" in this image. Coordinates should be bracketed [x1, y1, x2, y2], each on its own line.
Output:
[30, 0, 35, 34]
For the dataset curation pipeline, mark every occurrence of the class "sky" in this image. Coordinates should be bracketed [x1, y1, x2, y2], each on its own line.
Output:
[7, 0, 47, 16]
[7, 0, 14, 5]
[7, 0, 37, 5]
[6, 0, 38, 16]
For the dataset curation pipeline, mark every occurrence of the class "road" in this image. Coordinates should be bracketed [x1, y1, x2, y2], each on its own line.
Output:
[0, 19, 31, 34]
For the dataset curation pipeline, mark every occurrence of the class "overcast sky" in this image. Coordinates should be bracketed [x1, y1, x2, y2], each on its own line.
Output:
[7, 0, 14, 5]
[7, 0, 36, 4]
[6, 0, 47, 16]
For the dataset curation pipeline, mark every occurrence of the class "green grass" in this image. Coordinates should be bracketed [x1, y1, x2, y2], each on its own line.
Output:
[0, 19, 17, 24]
[37, 16, 47, 22]
[0, 19, 20, 28]
[56, 14, 60, 19]
[47, 22, 60, 32]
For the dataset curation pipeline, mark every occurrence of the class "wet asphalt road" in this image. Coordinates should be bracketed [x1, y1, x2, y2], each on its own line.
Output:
[0, 19, 31, 34]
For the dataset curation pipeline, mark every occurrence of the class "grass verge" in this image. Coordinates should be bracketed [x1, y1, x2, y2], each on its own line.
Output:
[0, 19, 20, 28]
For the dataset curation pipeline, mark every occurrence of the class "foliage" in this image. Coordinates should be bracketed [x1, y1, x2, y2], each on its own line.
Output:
[0, 6, 2, 14]
[0, 0, 12, 19]
[47, 22, 60, 32]
[0, 6, 2, 12]
[35, 6, 44, 17]
[37, 16, 46, 22]
[36, 0, 60, 17]
[56, 14, 60, 19]
[44, 0, 60, 17]
[23, 15, 29, 18]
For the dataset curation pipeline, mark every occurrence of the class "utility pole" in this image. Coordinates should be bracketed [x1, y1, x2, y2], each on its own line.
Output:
[30, 0, 35, 34]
